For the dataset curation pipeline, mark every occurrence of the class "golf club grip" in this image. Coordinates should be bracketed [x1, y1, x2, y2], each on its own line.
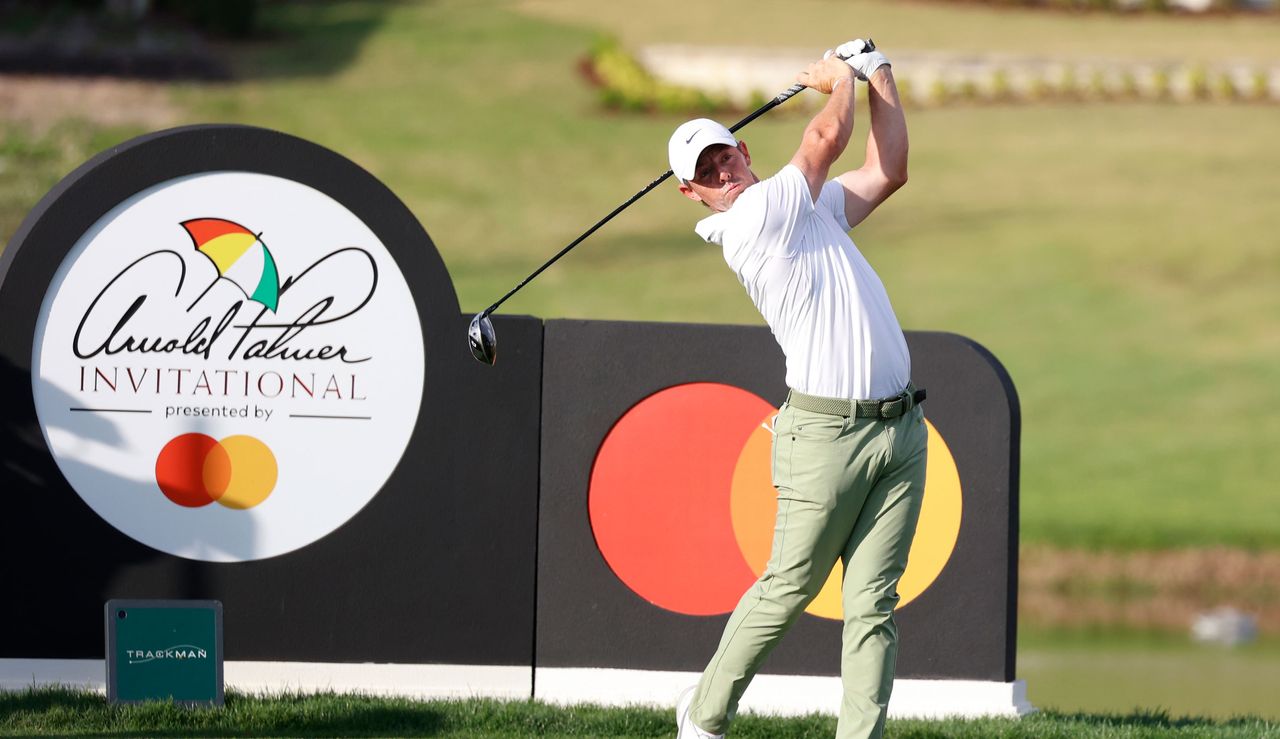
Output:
[482, 39, 875, 318]
[730, 40, 874, 133]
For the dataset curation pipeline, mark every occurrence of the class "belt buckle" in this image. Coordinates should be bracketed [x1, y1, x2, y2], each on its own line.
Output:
[879, 390, 911, 420]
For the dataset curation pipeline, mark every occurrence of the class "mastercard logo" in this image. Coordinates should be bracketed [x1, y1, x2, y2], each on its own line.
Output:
[155, 433, 278, 510]
[589, 383, 962, 619]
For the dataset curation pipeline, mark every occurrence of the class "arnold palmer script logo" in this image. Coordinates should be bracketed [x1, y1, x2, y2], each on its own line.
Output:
[32, 172, 425, 562]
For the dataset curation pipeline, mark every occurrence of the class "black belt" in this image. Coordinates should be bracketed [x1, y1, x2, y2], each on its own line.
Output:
[785, 384, 926, 420]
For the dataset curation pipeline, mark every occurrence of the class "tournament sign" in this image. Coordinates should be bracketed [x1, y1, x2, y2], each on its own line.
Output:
[0, 125, 543, 672]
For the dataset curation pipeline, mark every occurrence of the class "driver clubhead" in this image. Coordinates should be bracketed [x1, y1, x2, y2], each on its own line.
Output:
[468, 313, 497, 365]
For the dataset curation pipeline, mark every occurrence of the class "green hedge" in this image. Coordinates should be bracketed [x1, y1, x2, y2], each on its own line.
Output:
[589, 39, 1277, 115]
[587, 37, 731, 114]
[926, 0, 1272, 12]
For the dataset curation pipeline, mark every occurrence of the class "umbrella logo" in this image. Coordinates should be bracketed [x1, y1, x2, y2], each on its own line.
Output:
[182, 218, 281, 312]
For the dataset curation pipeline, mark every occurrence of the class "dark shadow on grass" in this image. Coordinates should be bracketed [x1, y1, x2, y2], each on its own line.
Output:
[221, 0, 408, 81]
[0, 688, 449, 738]
[1038, 708, 1279, 729]
[0, 686, 103, 716]
[0, 1, 411, 82]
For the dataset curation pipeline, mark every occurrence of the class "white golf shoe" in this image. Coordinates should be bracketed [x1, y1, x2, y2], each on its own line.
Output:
[676, 686, 724, 739]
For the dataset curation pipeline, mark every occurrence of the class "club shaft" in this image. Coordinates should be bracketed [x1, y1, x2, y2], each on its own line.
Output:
[728, 83, 805, 136]
[481, 42, 872, 319]
[482, 169, 674, 317]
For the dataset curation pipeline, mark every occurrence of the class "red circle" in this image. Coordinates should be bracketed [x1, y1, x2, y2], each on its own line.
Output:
[155, 433, 220, 508]
[588, 383, 775, 615]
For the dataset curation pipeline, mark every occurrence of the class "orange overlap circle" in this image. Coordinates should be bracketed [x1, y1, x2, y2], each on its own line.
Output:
[155, 433, 277, 509]
[589, 382, 962, 620]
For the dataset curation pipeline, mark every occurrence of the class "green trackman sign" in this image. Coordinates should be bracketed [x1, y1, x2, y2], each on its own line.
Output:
[106, 600, 223, 706]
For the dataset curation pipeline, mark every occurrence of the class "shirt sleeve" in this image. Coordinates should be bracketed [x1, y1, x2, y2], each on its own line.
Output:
[817, 178, 851, 232]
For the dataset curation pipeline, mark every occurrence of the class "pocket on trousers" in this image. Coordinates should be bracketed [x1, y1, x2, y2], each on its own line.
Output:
[771, 432, 788, 488]
[770, 404, 792, 488]
[792, 414, 846, 443]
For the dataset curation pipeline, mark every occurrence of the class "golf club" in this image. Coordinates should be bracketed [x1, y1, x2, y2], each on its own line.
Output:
[468, 40, 876, 365]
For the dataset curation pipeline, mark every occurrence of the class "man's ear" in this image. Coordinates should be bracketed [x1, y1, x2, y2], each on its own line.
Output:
[678, 183, 703, 203]
[738, 140, 751, 166]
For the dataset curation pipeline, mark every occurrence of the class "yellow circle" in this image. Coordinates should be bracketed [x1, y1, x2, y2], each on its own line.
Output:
[732, 414, 962, 620]
[898, 419, 963, 606]
[804, 419, 963, 618]
[205, 435, 277, 510]
[729, 420, 777, 575]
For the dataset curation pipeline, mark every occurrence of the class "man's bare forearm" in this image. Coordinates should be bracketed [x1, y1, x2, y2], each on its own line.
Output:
[864, 68, 908, 187]
[791, 61, 859, 199]
[804, 75, 857, 162]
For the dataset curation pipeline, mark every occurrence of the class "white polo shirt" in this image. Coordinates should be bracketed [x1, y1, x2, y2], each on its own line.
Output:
[695, 164, 910, 400]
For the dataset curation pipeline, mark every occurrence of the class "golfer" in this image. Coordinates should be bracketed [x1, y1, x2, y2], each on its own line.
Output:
[670, 40, 927, 739]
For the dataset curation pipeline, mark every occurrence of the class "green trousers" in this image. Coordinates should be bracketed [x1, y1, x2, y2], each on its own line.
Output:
[689, 401, 928, 739]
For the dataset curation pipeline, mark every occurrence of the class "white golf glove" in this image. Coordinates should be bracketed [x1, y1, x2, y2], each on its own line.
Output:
[824, 39, 891, 82]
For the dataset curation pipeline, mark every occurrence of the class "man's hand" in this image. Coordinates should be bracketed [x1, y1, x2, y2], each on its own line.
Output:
[824, 39, 891, 82]
[796, 56, 856, 95]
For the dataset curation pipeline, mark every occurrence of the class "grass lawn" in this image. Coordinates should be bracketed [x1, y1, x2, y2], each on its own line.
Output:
[1, 687, 1278, 738]
[2, 0, 1278, 549]
[1020, 628, 1280, 719]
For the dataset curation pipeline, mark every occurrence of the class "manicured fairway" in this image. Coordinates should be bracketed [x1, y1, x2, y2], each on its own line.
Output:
[1, 687, 1278, 738]
[1021, 630, 1280, 720]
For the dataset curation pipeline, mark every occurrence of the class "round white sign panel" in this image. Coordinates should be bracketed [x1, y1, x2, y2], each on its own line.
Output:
[32, 171, 425, 562]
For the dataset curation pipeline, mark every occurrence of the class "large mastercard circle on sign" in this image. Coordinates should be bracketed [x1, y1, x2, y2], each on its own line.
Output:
[590, 384, 770, 615]
[589, 382, 962, 619]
